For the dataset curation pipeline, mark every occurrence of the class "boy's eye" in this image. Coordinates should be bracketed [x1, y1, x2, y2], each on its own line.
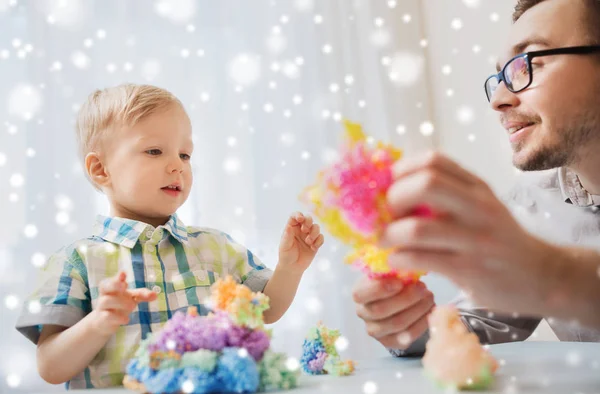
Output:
[146, 149, 162, 156]
[180, 153, 191, 160]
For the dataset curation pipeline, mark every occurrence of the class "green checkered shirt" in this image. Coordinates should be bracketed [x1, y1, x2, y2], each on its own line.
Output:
[16, 214, 272, 389]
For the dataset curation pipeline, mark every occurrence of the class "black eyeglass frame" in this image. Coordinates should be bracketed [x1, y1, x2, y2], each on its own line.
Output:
[484, 45, 600, 102]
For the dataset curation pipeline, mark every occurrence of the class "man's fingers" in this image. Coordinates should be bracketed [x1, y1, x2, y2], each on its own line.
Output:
[364, 295, 435, 339]
[352, 277, 405, 305]
[376, 312, 431, 350]
[356, 283, 430, 321]
[392, 151, 481, 187]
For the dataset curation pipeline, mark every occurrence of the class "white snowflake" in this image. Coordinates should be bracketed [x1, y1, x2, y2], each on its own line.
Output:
[388, 52, 424, 86]
[335, 336, 349, 352]
[6, 374, 21, 388]
[420, 121, 435, 136]
[10, 173, 24, 187]
[4, 294, 19, 310]
[566, 351, 581, 367]
[229, 54, 261, 86]
[285, 357, 300, 371]
[8, 84, 43, 120]
[293, 0, 314, 12]
[266, 33, 287, 54]
[280, 132, 296, 147]
[154, 0, 196, 24]
[181, 380, 195, 393]
[305, 296, 322, 313]
[39, 0, 86, 29]
[31, 253, 46, 268]
[451, 18, 463, 30]
[141, 59, 161, 81]
[24, 224, 38, 238]
[56, 211, 70, 226]
[28, 300, 42, 314]
[370, 28, 391, 48]
[223, 157, 241, 174]
[462, 0, 481, 7]
[363, 381, 378, 394]
[282, 61, 300, 79]
[457, 106, 475, 124]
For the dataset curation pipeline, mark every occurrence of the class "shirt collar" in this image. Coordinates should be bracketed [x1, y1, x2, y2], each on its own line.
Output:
[92, 214, 189, 248]
[558, 167, 600, 207]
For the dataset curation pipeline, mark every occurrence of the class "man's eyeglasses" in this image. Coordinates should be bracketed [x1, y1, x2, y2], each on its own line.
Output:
[484, 45, 600, 102]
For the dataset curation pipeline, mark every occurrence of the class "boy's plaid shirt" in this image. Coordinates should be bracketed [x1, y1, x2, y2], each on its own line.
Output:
[16, 214, 272, 389]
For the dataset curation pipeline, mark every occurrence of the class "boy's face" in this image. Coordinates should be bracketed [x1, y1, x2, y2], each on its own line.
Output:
[103, 104, 193, 225]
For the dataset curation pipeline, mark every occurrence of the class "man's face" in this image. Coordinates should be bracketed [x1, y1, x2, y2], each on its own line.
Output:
[490, 0, 600, 171]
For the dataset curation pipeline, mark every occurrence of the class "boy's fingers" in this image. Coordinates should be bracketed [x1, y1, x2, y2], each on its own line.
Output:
[287, 213, 302, 227]
[99, 275, 127, 295]
[308, 224, 321, 241]
[313, 234, 324, 249]
[128, 288, 158, 303]
[97, 295, 136, 313]
[301, 216, 314, 232]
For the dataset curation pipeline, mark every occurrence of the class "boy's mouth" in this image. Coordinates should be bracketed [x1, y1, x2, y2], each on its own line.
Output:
[161, 184, 182, 196]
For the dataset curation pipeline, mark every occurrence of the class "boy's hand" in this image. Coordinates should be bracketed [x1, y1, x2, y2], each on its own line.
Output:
[92, 272, 157, 336]
[278, 212, 325, 274]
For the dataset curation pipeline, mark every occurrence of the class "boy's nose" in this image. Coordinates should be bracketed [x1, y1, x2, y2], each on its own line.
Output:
[167, 159, 183, 173]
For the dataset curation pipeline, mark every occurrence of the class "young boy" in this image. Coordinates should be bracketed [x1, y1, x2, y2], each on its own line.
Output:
[15, 84, 325, 389]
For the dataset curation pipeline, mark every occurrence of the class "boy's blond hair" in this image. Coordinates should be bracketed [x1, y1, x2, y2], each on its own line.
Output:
[75, 84, 185, 188]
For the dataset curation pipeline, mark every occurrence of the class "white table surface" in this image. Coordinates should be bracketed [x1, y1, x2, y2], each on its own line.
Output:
[75, 342, 600, 394]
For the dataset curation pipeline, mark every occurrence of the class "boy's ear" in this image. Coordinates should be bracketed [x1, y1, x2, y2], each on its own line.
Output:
[85, 152, 110, 189]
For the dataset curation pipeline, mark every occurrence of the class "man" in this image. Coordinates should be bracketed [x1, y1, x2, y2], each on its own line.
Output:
[352, 0, 600, 357]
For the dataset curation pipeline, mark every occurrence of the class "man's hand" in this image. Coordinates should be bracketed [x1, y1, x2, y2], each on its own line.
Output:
[353, 277, 434, 350]
[381, 152, 555, 316]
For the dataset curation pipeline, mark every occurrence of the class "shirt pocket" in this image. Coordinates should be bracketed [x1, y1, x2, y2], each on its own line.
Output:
[171, 269, 216, 290]
[169, 269, 219, 311]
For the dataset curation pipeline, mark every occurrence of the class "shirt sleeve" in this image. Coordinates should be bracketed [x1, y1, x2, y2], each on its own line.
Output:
[15, 244, 92, 344]
[221, 233, 273, 293]
[388, 293, 541, 358]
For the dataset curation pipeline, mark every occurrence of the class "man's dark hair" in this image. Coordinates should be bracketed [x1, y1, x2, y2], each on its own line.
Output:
[513, 0, 600, 44]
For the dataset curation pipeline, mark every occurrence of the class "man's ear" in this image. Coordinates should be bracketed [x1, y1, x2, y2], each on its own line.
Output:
[85, 152, 110, 189]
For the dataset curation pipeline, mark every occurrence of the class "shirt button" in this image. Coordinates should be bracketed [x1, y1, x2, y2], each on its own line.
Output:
[152, 285, 162, 294]
[196, 271, 206, 281]
[146, 230, 153, 238]
[146, 245, 154, 253]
